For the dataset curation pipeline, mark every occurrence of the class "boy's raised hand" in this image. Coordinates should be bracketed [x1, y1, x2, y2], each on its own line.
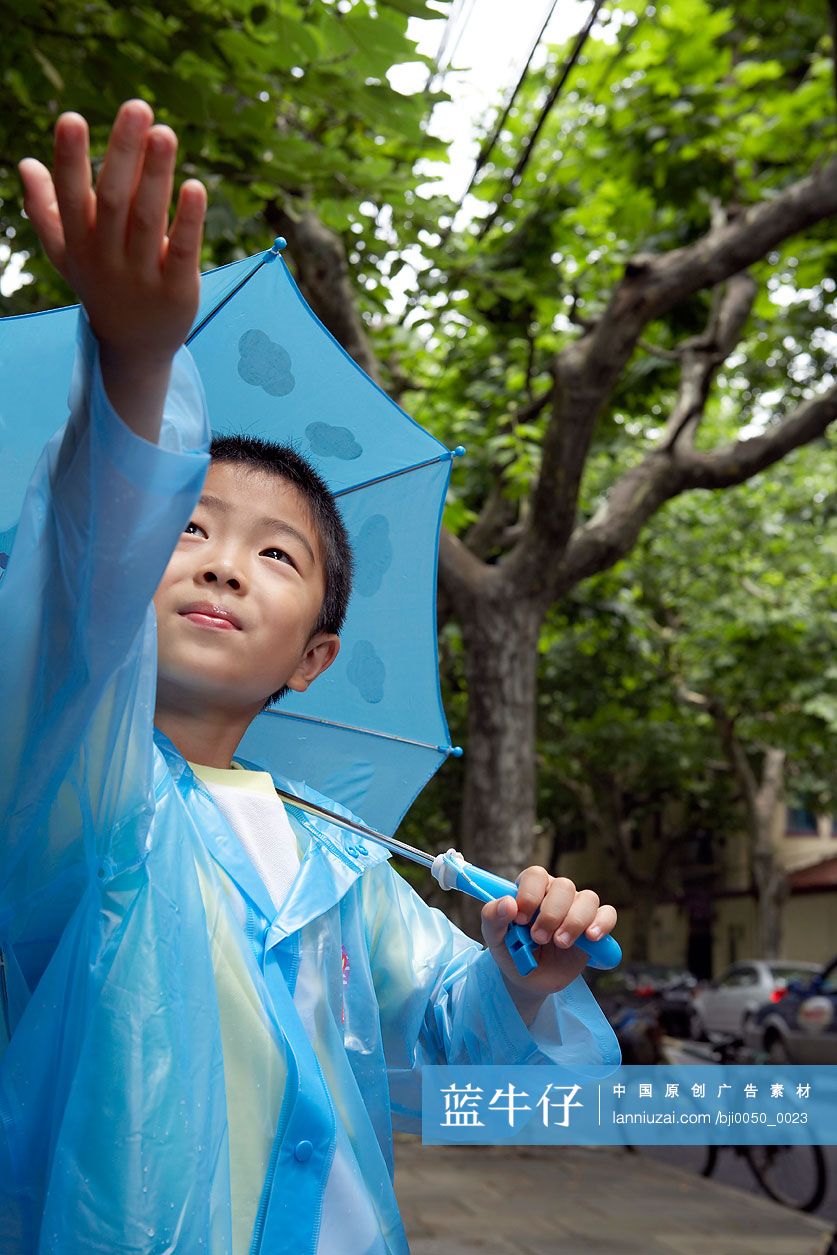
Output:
[481, 869, 618, 1022]
[18, 100, 206, 438]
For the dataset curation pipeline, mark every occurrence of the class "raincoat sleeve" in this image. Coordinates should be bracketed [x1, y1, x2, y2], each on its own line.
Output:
[0, 312, 210, 1019]
[362, 861, 621, 1129]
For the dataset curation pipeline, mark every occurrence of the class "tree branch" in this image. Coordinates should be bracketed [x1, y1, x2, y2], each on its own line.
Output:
[711, 708, 759, 812]
[675, 381, 837, 488]
[464, 482, 518, 561]
[659, 272, 757, 450]
[514, 156, 837, 584]
[264, 203, 383, 384]
[478, 0, 607, 239]
[383, 354, 417, 405]
[462, 384, 555, 559]
[638, 339, 681, 361]
[553, 381, 837, 595]
[437, 526, 500, 612]
[677, 689, 758, 811]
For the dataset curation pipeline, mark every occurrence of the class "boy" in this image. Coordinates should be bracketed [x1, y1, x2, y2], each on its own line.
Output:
[1, 101, 619, 1253]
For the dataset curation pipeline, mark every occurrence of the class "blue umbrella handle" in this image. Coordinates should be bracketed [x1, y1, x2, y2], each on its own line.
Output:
[448, 860, 622, 977]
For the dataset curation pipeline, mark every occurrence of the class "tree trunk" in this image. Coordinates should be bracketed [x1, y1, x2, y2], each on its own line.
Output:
[717, 722, 788, 960]
[753, 847, 789, 959]
[751, 748, 789, 959]
[457, 595, 543, 883]
[628, 887, 656, 962]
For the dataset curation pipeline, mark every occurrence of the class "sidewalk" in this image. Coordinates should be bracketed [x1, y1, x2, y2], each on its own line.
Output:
[394, 1136, 835, 1255]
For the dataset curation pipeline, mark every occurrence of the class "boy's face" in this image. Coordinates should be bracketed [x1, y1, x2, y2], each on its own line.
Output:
[153, 461, 339, 717]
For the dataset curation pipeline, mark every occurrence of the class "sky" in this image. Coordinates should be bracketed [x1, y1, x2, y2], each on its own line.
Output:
[380, 0, 594, 314]
[390, 0, 592, 208]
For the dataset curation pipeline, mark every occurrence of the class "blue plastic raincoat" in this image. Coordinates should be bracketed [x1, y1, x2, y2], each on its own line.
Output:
[0, 316, 620, 1254]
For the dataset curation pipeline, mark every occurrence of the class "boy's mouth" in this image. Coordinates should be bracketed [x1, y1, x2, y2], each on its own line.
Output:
[179, 602, 242, 630]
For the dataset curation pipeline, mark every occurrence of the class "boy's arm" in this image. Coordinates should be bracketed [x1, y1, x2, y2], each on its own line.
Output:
[362, 862, 621, 1131]
[0, 104, 209, 1011]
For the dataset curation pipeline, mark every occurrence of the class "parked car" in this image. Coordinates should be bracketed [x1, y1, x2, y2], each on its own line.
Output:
[744, 956, 837, 1063]
[691, 960, 821, 1041]
[586, 961, 697, 1048]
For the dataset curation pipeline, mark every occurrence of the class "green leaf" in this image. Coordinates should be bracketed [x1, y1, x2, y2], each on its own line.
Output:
[383, 0, 441, 16]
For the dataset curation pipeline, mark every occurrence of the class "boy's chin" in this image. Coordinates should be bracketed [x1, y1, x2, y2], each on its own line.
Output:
[156, 662, 297, 716]
[156, 669, 257, 712]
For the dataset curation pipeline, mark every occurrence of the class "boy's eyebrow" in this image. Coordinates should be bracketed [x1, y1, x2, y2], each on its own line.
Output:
[197, 493, 316, 565]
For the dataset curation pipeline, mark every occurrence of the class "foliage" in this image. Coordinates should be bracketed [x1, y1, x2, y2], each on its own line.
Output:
[3, 0, 834, 883]
[0, 0, 448, 312]
[537, 437, 836, 859]
[391, 0, 836, 535]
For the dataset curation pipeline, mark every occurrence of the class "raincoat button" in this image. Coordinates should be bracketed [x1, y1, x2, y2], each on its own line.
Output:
[294, 1139, 313, 1162]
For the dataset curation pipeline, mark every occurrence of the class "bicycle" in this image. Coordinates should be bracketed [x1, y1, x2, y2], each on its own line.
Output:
[694, 1033, 828, 1213]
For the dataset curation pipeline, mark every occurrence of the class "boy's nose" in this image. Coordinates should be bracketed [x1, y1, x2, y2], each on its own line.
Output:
[200, 564, 243, 592]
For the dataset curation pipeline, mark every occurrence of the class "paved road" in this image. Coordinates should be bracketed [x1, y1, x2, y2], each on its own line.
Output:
[638, 1144, 837, 1228]
[394, 1136, 835, 1254]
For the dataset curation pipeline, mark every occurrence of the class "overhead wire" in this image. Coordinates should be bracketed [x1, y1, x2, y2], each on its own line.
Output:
[439, 0, 479, 73]
[425, 0, 472, 91]
[457, 0, 561, 212]
[412, 0, 575, 423]
[409, 3, 647, 433]
[476, 0, 608, 239]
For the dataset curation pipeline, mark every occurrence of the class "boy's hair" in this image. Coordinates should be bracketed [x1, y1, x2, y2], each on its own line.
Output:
[209, 435, 353, 709]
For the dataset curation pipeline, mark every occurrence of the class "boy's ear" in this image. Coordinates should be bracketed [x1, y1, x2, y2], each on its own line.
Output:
[287, 633, 341, 693]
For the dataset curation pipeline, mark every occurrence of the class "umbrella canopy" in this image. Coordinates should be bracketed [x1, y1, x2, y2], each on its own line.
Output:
[0, 240, 461, 835]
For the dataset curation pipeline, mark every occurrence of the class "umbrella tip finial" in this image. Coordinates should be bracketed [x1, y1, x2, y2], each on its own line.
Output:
[447, 745, 464, 758]
[451, 445, 466, 458]
[271, 236, 288, 254]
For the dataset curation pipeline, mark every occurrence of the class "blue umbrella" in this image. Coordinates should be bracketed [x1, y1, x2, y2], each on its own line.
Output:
[0, 239, 620, 974]
[1, 239, 457, 830]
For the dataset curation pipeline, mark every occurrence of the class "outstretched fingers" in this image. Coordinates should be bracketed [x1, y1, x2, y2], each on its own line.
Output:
[95, 100, 154, 262]
[18, 158, 66, 271]
[163, 179, 206, 288]
[126, 125, 178, 272]
[51, 112, 95, 253]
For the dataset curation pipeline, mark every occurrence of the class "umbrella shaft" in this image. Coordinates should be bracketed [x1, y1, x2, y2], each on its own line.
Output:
[276, 789, 436, 870]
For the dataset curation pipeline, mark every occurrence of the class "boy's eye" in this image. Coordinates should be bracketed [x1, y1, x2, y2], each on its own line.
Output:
[263, 547, 297, 569]
[184, 521, 205, 537]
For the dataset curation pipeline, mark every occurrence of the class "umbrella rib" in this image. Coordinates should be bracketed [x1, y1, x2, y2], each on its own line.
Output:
[186, 245, 281, 346]
[332, 452, 453, 499]
[261, 707, 450, 754]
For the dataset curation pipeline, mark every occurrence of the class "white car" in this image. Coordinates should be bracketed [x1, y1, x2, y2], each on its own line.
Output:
[690, 960, 822, 1041]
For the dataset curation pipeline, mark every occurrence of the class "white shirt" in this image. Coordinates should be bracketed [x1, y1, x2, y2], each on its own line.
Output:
[190, 760, 300, 924]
